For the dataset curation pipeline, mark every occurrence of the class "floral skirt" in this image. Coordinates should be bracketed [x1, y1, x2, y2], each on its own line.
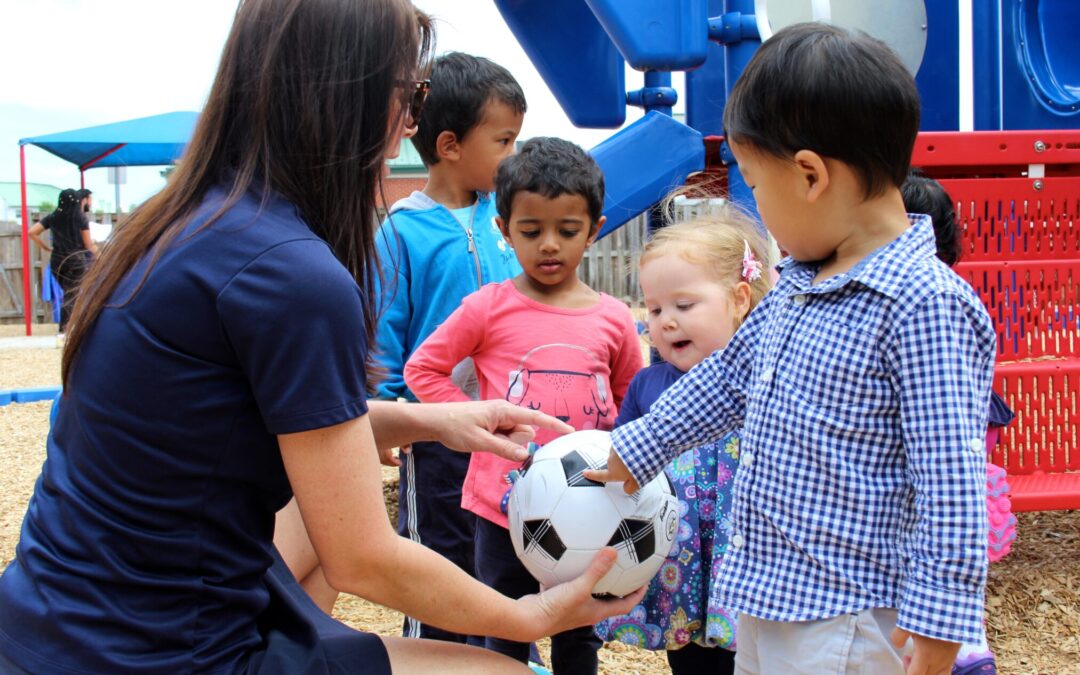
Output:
[596, 432, 741, 651]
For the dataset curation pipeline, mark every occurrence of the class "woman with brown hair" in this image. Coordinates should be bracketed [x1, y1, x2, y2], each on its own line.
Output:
[0, 1, 640, 673]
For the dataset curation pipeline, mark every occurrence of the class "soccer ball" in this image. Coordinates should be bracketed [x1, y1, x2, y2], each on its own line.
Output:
[507, 429, 679, 598]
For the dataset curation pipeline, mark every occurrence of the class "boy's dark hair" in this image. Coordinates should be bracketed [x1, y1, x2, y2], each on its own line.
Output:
[902, 168, 962, 266]
[494, 137, 605, 227]
[412, 52, 526, 166]
[723, 22, 921, 199]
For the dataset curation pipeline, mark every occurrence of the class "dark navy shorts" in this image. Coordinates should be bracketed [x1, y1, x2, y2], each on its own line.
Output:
[0, 550, 390, 675]
[245, 549, 391, 674]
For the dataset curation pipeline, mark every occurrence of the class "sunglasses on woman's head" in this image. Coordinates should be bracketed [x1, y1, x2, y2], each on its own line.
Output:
[400, 79, 430, 126]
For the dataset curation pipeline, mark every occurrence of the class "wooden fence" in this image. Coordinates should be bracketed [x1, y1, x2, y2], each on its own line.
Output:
[579, 214, 648, 306]
[578, 200, 737, 307]
[0, 220, 52, 324]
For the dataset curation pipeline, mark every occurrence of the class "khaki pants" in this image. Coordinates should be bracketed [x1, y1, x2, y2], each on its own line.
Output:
[735, 609, 906, 675]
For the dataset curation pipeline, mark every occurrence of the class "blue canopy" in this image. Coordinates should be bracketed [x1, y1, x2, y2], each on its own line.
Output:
[19, 111, 198, 169]
[15, 111, 199, 336]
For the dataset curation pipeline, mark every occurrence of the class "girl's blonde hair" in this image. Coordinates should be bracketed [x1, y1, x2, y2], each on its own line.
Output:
[640, 207, 773, 328]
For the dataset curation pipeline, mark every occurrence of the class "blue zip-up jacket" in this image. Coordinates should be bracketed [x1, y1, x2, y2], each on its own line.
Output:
[374, 191, 521, 401]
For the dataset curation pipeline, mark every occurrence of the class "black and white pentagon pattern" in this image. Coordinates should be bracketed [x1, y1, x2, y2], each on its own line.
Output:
[522, 519, 566, 561]
[559, 450, 607, 487]
[606, 518, 656, 564]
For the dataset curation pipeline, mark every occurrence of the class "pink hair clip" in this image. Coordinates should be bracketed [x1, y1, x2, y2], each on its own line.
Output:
[742, 240, 763, 282]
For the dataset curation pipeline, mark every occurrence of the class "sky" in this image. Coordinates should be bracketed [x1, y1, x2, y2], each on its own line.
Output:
[0, 0, 655, 213]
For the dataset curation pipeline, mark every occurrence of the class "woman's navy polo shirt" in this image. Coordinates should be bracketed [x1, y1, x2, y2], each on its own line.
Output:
[0, 188, 370, 673]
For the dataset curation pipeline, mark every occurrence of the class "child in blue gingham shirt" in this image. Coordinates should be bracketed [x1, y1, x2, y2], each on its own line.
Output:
[587, 24, 995, 675]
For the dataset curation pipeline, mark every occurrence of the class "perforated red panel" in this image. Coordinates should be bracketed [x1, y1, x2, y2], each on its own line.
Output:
[913, 132, 1080, 509]
[939, 177, 1080, 263]
[956, 261, 1079, 361]
[993, 361, 1080, 477]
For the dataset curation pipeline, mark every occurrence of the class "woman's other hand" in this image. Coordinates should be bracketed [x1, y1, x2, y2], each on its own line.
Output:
[513, 547, 646, 641]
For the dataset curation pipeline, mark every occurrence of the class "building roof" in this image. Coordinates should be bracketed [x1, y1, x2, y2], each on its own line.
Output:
[0, 182, 64, 209]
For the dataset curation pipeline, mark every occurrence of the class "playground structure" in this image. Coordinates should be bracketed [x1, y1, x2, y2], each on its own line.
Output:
[495, 0, 1080, 511]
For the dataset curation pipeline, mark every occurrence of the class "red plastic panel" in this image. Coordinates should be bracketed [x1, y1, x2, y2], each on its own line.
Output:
[913, 131, 1080, 168]
[911, 132, 1080, 511]
[956, 261, 1079, 360]
[992, 360, 1079, 477]
[938, 177, 1080, 262]
[1006, 473, 1080, 512]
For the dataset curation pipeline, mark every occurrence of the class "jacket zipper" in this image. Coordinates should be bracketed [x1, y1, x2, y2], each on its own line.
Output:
[452, 201, 482, 289]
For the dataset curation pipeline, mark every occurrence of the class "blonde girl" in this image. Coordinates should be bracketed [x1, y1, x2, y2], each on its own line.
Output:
[596, 212, 772, 675]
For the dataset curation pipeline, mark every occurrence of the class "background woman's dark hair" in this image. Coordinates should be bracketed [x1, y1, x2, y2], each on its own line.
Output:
[56, 189, 78, 213]
[48, 189, 85, 235]
[902, 168, 962, 266]
[494, 137, 605, 228]
[723, 22, 921, 199]
[62, 0, 432, 386]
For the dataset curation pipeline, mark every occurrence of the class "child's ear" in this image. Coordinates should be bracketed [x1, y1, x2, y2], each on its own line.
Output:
[793, 149, 829, 203]
[496, 216, 512, 244]
[731, 281, 753, 320]
[435, 130, 461, 162]
[586, 216, 606, 247]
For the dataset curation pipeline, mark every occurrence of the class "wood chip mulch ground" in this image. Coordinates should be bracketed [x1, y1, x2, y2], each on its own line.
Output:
[1, 338, 1077, 674]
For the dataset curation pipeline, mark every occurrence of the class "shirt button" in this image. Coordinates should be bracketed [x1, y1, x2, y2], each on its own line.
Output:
[741, 451, 754, 468]
[731, 534, 745, 549]
[970, 438, 984, 454]
[792, 294, 807, 306]
[760, 368, 773, 383]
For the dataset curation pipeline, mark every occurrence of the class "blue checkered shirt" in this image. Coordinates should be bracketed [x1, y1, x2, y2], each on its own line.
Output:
[612, 216, 994, 644]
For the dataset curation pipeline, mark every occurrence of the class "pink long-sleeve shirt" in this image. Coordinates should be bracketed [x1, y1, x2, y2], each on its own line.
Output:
[405, 280, 643, 527]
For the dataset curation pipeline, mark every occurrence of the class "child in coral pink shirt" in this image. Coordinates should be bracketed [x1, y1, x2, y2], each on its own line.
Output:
[406, 138, 641, 672]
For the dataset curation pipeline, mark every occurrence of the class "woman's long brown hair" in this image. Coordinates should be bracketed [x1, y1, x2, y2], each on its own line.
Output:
[62, 0, 432, 386]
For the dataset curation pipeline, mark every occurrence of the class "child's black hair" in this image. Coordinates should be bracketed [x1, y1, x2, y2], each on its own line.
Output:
[723, 22, 921, 199]
[494, 137, 605, 228]
[902, 168, 962, 266]
[411, 52, 526, 166]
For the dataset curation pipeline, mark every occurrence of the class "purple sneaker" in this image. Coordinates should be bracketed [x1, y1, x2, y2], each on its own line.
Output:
[952, 656, 996, 675]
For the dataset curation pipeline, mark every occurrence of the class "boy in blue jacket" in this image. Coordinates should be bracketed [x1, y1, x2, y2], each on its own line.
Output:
[374, 52, 526, 644]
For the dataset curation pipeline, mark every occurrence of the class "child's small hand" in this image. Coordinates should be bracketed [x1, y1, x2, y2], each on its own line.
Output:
[582, 449, 640, 494]
[891, 628, 959, 675]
